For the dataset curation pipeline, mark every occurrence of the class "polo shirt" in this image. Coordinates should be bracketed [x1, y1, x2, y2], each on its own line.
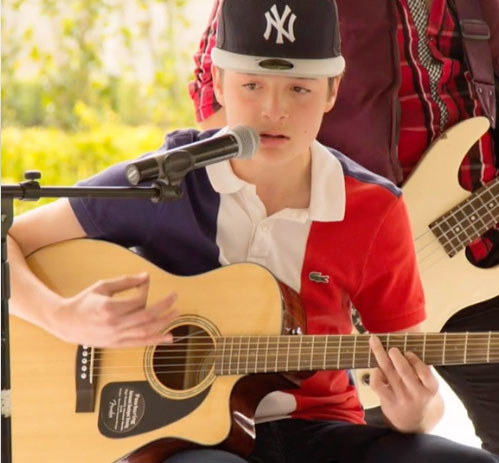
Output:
[70, 128, 426, 424]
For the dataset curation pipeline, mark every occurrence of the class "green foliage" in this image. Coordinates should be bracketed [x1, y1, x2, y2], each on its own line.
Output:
[1, 0, 202, 215]
[1, 0, 202, 216]
[1, 0, 195, 130]
[1, 123, 166, 215]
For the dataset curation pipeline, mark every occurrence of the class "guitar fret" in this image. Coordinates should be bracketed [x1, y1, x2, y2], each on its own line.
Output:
[463, 332, 469, 364]
[487, 332, 491, 363]
[462, 202, 483, 234]
[264, 336, 270, 373]
[237, 336, 242, 374]
[246, 336, 250, 374]
[443, 214, 464, 255]
[286, 337, 291, 371]
[310, 336, 315, 370]
[367, 337, 372, 368]
[222, 337, 227, 375]
[452, 208, 472, 244]
[323, 336, 328, 370]
[469, 193, 496, 235]
[480, 188, 498, 223]
[254, 337, 259, 373]
[275, 336, 280, 372]
[337, 336, 342, 369]
[430, 220, 459, 257]
[464, 201, 489, 237]
[422, 333, 427, 362]
[442, 332, 447, 365]
[298, 336, 303, 371]
[352, 336, 357, 368]
[228, 336, 233, 374]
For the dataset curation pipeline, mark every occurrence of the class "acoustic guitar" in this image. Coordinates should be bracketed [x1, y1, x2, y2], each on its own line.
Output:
[10, 238, 499, 462]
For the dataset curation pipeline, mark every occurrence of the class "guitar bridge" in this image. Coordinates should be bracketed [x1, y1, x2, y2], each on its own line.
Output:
[75, 344, 97, 412]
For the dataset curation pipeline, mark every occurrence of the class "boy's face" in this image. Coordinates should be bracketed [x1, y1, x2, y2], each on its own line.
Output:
[213, 68, 339, 166]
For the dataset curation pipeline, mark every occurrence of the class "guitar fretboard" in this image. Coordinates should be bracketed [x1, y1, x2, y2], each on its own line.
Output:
[213, 332, 499, 375]
[429, 177, 499, 257]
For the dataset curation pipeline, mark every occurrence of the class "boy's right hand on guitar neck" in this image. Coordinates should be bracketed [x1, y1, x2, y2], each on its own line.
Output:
[48, 272, 178, 348]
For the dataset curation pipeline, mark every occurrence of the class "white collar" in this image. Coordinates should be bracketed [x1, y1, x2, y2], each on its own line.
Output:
[206, 133, 346, 222]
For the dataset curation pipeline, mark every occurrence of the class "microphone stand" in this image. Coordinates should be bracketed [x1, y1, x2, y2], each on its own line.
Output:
[1, 169, 187, 463]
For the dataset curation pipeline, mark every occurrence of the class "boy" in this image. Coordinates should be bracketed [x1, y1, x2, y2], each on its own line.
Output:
[7, 0, 498, 462]
[190, 0, 499, 453]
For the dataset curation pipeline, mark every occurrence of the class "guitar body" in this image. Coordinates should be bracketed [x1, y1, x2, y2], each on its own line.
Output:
[405, 118, 498, 331]
[10, 239, 303, 463]
[356, 117, 499, 408]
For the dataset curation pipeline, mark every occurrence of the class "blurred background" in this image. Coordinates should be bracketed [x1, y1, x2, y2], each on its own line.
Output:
[0, 0, 482, 450]
[2, 0, 208, 213]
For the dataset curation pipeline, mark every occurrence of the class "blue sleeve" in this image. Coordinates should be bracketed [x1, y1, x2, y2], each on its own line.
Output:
[69, 160, 162, 249]
[68, 128, 222, 276]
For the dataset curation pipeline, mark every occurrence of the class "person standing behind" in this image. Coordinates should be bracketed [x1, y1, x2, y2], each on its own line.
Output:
[189, 0, 499, 455]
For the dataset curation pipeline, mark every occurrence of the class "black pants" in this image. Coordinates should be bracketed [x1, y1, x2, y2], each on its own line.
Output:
[365, 295, 499, 455]
[168, 419, 499, 463]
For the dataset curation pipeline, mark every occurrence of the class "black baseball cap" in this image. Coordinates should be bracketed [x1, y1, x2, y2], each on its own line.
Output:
[211, 0, 345, 78]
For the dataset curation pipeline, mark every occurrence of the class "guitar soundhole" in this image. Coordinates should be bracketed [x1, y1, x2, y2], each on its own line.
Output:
[152, 324, 215, 392]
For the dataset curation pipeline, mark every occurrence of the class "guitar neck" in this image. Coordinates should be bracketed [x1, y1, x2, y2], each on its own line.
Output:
[430, 177, 499, 257]
[213, 332, 499, 375]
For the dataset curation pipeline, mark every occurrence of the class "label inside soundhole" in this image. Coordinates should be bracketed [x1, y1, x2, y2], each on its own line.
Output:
[101, 385, 145, 434]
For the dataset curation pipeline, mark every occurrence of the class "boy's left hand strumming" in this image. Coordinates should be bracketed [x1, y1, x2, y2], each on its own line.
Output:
[369, 334, 443, 433]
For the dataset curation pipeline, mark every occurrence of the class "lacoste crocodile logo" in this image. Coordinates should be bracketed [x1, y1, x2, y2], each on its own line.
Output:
[308, 271, 330, 284]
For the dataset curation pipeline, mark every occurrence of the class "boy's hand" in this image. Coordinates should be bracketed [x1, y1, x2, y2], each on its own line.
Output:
[369, 334, 441, 433]
[49, 272, 178, 348]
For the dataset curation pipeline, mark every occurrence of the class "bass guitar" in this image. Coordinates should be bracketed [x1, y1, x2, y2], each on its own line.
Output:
[354, 117, 499, 408]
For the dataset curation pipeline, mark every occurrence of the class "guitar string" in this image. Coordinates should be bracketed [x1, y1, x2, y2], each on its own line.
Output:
[416, 212, 496, 255]
[411, 183, 498, 256]
[418, 178, 498, 245]
[84, 332, 499, 354]
[15, 352, 499, 377]
[18, 348, 499, 367]
[22, 346, 499, 366]
[16, 350, 499, 372]
[84, 333, 499, 358]
[21, 343, 499, 369]
[409, 215, 497, 277]
[416, 206, 497, 248]
[413, 209, 496, 263]
[87, 342, 499, 355]
[91, 347, 499, 365]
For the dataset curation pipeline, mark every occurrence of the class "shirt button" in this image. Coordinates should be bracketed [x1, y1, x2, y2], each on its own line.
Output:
[260, 223, 269, 232]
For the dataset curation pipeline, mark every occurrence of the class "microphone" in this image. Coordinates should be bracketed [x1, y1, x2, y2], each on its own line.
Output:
[126, 125, 259, 185]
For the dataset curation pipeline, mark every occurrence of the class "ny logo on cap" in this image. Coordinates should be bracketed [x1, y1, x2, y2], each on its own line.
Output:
[263, 4, 296, 44]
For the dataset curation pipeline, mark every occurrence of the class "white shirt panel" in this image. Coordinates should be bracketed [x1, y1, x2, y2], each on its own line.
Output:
[206, 138, 346, 421]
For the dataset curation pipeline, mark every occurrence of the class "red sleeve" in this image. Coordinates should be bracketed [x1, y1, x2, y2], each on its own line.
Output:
[352, 196, 427, 332]
[188, 0, 223, 122]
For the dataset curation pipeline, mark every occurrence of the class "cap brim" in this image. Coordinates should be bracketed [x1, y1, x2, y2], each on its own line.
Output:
[211, 47, 345, 78]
